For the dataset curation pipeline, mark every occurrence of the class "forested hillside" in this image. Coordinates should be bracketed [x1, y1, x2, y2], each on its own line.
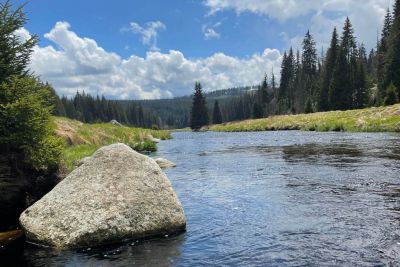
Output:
[53, 86, 255, 129]
[52, 1, 400, 130]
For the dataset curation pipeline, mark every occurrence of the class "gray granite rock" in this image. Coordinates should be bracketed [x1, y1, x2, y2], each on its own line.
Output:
[20, 143, 185, 249]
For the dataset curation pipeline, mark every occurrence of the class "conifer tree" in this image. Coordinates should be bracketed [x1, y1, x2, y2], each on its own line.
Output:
[301, 31, 318, 110]
[0, 1, 62, 170]
[383, 0, 400, 100]
[329, 48, 350, 110]
[0, 1, 38, 83]
[190, 82, 209, 130]
[212, 100, 223, 124]
[384, 83, 399, 105]
[320, 27, 339, 111]
[329, 18, 357, 110]
[377, 8, 393, 101]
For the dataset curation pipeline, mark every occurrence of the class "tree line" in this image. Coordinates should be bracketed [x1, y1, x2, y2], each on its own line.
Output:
[53, 91, 161, 129]
[190, 2, 400, 129]
[32, 0, 400, 131]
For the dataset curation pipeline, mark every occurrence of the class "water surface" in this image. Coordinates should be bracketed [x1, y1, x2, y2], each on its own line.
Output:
[4, 131, 400, 266]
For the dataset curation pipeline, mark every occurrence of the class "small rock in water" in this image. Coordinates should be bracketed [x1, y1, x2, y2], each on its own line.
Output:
[155, 158, 176, 169]
[165, 234, 169, 238]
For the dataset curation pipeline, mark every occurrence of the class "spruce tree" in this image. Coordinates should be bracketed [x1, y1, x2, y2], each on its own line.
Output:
[320, 27, 339, 111]
[0, 2, 62, 170]
[190, 82, 209, 130]
[377, 8, 393, 101]
[329, 48, 350, 110]
[384, 0, 400, 100]
[0, 1, 38, 83]
[212, 100, 223, 124]
[384, 83, 399, 105]
[329, 18, 357, 110]
[301, 31, 318, 110]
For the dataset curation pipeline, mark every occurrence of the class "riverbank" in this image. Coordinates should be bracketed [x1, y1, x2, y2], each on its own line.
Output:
[54, 117, 171, 172]
[209, 104, 400, 133]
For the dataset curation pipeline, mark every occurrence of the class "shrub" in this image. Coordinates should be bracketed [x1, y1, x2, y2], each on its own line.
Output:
[0, 76, 63, 170]
[384, 83, 399, 106]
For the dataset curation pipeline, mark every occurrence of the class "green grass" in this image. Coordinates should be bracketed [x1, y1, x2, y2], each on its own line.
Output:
[209, 104, 400, 133]
[54, 117, 171, 172]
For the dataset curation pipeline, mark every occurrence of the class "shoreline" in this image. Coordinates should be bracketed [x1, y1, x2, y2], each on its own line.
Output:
[208, 104, 400, 133]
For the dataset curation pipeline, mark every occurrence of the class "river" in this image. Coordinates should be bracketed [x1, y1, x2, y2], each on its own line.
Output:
[3, 131, 400, 266]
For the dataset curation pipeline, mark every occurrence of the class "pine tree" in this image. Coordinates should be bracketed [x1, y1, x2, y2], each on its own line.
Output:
[271, 69, 277, 98]
[383, 0, 400, 100]
[279, 49, 295, 113]
[301, 30, 318, 110]
[190, 82, 209, 130]
[252, 102, 263, 119]
[212, 100, 223, 124]
[329, 18, 357, 110]
[384, 83, 399, 105]
[0, 1, 38, 83]
[260, 73, 269, 104]
[320, 27, 339, 111]
[378, 8, 394, 101]
[329, 48, 351, 110]
[0, 2, 62, 170]
[341, 17, 357, 62]
[354, 58, 368, 108]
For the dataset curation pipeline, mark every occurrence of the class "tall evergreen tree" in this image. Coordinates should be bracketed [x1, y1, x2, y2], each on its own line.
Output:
[320, 27, 339, 111]
[0, 1, 38, 83]
[301, 30, 318, 110]
[190, 82, 209, 130]
[329, 48, 351, 110]
[383, 0, 400, 100]
[329, 18, 357, 110]
[212, 100, 223, 124]
[377, 8, 394, 101]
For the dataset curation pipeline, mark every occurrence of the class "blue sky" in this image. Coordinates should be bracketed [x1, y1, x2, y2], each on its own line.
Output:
[11, 0, 393, 99]
[16, 0, 289, 58]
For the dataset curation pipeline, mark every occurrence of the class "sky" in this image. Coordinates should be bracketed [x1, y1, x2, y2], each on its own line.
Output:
[11, 0, 394, 99]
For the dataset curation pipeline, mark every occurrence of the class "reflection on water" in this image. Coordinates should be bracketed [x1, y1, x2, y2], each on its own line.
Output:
[2, 131, 400, 266]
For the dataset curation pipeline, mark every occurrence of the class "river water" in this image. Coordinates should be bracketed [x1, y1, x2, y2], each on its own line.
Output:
[4, 131, 400, 266]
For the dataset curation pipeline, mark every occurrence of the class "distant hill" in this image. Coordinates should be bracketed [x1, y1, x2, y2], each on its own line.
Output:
[119, 86, 255, 129]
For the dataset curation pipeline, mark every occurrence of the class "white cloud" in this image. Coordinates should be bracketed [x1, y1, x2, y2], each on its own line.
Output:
[28, 22, 282, 100]
[203, 27, 221, 40]
[204, 0, 393, 50]
[122, 21, 166, 51]
[14, 27, 32, 42]
[202, 19, 224, 40]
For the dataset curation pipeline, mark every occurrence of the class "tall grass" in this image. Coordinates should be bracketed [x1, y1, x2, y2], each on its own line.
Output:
[54, 117, 171, 172]
[209, 104, 400, 133]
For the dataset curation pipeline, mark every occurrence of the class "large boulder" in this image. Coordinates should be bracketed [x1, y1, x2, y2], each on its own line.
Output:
[19, 143, 186, 249]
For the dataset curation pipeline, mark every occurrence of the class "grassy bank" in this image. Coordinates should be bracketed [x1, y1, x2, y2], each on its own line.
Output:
[54, 117, 171, 172]
[209, 104, 400, 133]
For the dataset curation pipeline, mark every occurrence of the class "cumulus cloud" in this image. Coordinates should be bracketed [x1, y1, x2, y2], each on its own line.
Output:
[28, 22, 282, 100]
[122, 21, 166, 51]
[14, 27, 32, 42]
[204, 0, 392, 50]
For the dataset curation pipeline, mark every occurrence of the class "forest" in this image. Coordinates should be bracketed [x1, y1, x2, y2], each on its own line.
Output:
[52, 2, 400, 130]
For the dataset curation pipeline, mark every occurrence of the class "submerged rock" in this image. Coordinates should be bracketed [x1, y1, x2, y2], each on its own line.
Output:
[155, 158, 176, 169]
[20, 143, 186, 249]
